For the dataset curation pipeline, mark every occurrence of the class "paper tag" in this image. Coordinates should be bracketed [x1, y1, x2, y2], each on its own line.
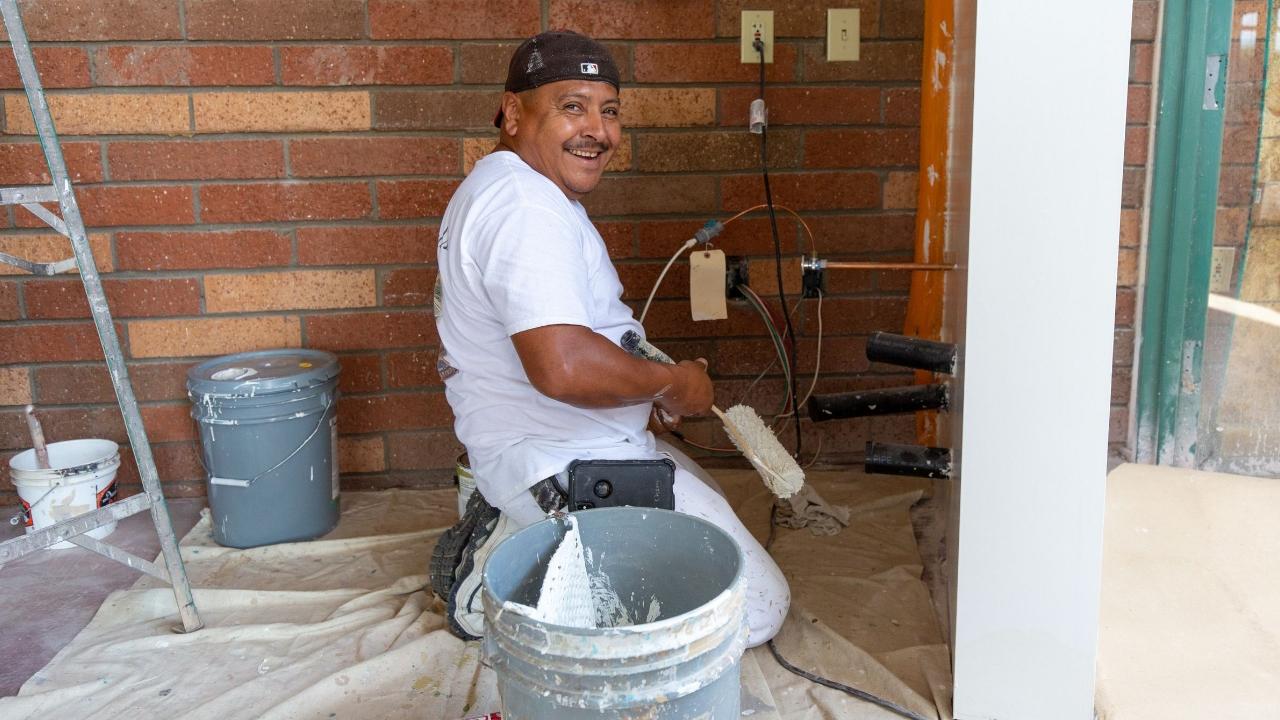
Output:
[689, 249, 728, 321]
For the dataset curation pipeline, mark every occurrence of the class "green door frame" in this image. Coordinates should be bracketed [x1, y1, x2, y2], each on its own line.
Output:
[1135, 0, 1234, 465]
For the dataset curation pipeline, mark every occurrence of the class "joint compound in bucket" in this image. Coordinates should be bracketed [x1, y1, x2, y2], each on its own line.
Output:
[9, 439, 121, 550]
[482, 508, 749, 719]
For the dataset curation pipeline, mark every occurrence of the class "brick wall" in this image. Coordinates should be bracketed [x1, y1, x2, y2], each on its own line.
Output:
[1112, 0, 1158, 458]
[0, 0, 924, 505]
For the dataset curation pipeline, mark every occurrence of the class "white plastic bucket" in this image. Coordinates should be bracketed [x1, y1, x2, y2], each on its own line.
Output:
[455, 452, 476, 518]
[9, 439, 121, 550]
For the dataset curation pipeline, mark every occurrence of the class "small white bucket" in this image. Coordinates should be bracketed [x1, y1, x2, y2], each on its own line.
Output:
[456, 452, 476, 518]
[9, 439, 121, 550]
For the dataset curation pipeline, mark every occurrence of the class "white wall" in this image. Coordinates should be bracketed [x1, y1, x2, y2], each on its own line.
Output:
[948, 1, 1132, 718]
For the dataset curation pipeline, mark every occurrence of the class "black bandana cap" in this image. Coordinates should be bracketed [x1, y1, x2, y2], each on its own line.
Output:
[493, 31, 621, 128]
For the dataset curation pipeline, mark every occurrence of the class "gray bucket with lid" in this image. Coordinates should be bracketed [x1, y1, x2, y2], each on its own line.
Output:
[482, 507, 748, 719]
[188, 349, 341, 548]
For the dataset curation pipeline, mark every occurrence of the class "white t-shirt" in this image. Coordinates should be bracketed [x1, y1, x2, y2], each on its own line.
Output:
[435, 151, 658, 508]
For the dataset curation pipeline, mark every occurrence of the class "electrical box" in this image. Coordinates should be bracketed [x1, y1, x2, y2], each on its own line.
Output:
[1210, 247, 1236, 293]
[827, 8, 860, 62]
[740, 10, 774, 64]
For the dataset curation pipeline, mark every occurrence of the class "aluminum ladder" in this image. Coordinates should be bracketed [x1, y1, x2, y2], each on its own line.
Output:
[0, 0, 202, 633]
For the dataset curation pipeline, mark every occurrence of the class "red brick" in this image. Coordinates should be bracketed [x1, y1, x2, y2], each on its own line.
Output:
[386, 430, 463, 470]
[376, 180, 459, 219]
[881, 0, 923, 38]
[1131, 0, 1158, 42]
[0, 322, 107, 363]
[0, 47, 90, 88]
[0, 142, 102, 184]
[374, 90, 502, 130]
[1121, 167, 1145, 208]
[1126, 85, 1151, 124]
[1114, 329, 1134, 368]
[24, 278, 201, 319]
[291, 137, 459, 177]
[337, 354, 383, 393]
[200, 182, 371, 223]
[0, 0, 181, 41]
[1221, 123, 1261, 166]
[369, 0, 539, 39]
[186, 0, 364, 40]
[1109, 406, 1128, 443]
[636, 217, 806, 259]
[638, 299, 771, 340]
[307, 311, 438, 351]
[803, 42, 921, 82]
[1111, 365, 1132, 405]
[151, 441, 204, 483]
[715, 0, 879, 39]
[551, 0, 714, 39]
[721, 172, 880, 211]
[615, 261, 690, 301]
[15, 185, 194, 228]
[1124, 126, 1149, 165]
[597, 222, 633, 258]
[1213, 206, 1247, 247]
[1218, 165, 1254, 207]
[384, 267, 437, 307]
[884, 88, 920, 126]
[282, 46, 454, 86]
[460, 42, 522, 84]
[1226, 82, 1262, 125]
[1115, 288, 1136, 326]
[0, 281, 18, 321]
[93, 46, 274, 86]
[1130, 43, 1153, 84]
[296, 226, 435, 266]
[387, 350, 440, 389]
[719, 87, 880, 126]
[35, 362, 190, 404]
[802, 214, 916, 254]
[635, 130, 801, 172]
[805, 129, 919, 168]
[633, 43, 797, 83]
[581, 176, 718, 216]
[0, 405, 127, 448]
[141, 404, 196, 442]
[117, 230, 291, 270]
[337, 392, 452, 432]
[108, 140, 284, 181]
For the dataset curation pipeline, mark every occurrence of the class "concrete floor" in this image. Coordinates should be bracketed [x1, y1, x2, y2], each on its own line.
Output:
[0, 497, 204, 696]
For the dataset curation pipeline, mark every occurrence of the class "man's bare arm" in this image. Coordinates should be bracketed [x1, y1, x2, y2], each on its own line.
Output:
[511, 324, 713, 416]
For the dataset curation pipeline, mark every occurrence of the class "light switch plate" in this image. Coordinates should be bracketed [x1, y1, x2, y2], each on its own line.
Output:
[1210, 247, 1236, 293]
[827, 8, 860, 61]
[741, 10, 774, 64]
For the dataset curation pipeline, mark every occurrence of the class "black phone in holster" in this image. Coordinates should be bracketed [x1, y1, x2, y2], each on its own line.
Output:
[564, 458, 676, 512]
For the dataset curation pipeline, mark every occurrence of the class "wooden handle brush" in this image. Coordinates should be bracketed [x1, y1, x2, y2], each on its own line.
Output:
[24, 405, 50, 469]
[621, 331, 804, 498]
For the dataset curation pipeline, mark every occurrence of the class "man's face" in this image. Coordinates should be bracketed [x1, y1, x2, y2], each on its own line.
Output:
[502, 80, 621, 200]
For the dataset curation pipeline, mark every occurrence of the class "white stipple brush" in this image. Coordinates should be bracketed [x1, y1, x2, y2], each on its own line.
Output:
[622, 331, 805, 499]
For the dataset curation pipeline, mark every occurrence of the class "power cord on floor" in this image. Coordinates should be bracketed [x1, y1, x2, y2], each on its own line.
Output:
[765, 639, 932, 720]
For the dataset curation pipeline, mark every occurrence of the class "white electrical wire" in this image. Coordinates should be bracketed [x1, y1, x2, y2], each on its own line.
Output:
[639, 237, 697, 324]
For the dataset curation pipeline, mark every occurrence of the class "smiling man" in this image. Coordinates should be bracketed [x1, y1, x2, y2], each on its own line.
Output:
[430, 31, 788, 645]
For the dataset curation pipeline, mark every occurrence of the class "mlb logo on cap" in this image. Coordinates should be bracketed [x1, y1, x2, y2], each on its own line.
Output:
[580, 62, 599, 75]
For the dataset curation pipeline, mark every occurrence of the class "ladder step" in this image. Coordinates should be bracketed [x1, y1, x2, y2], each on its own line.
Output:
[0, 184, 58, 205]
[0, 492, 153, 564]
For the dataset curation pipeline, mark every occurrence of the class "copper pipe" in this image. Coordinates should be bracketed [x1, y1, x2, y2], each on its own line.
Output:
[822, 261, 955, 271]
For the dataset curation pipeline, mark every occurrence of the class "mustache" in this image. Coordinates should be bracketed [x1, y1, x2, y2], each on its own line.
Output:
[564, 141, 610, 153]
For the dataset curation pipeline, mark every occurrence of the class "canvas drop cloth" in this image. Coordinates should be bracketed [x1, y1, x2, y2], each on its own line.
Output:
[0, 470, 951, 719]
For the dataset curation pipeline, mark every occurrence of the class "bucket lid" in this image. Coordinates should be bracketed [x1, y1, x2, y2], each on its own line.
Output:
[187, 349, 340, 397]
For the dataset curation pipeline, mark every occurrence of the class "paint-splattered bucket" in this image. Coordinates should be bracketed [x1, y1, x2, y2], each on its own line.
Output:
[482, 507, 748, 719]
[455, 452, 476, 518]
[188, 349, 341, 549]
[9, 439, 121, 550]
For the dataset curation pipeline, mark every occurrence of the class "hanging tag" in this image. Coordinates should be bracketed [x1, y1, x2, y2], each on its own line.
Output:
[690, 249, 728, 321]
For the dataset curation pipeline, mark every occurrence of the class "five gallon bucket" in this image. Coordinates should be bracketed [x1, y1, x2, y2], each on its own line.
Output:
[188, 349, 341, 549]
[8, 439, 121, 550]
[482, 507, 748, 719]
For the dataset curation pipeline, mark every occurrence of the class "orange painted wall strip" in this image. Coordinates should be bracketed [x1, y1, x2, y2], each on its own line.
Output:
[903, 0, 954, 445]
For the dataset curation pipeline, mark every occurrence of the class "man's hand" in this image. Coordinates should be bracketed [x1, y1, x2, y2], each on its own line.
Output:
[656, 358, 714, 417]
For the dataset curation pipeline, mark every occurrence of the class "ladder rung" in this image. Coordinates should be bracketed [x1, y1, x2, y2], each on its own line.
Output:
[0, 250, 77, 276]
[0, 492, 153, 564]
[68, 533, 170, 582]
[0, 185, 58, 205]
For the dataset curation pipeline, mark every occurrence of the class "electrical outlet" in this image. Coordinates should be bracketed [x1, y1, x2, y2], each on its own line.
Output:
[1210, 247, 1236, 293]
[827, 8, 860, 61]
[740, 10, 774, 64]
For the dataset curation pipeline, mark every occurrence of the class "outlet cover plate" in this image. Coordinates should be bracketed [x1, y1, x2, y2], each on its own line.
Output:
[827, 8, 861, 61]
[741, 10, 774, 63]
